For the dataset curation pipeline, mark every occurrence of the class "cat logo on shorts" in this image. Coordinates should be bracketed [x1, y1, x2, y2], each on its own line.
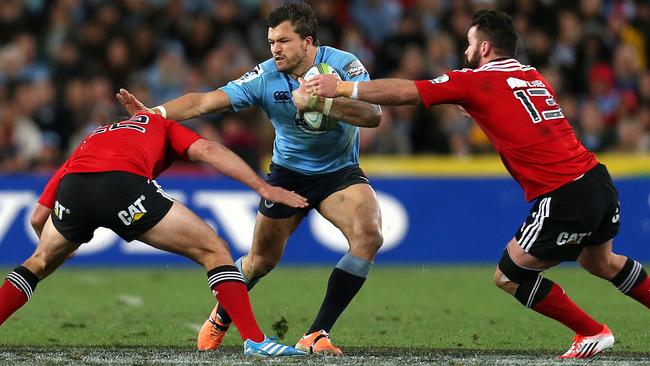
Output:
[54, 201, 70, 220]
[118, 195, 147, 226]
[556, 231, 592, 246]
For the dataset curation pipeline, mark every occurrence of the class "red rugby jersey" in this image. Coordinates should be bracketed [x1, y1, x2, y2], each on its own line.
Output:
[415, 58, 598, 201]
[38, 112, 202, 208]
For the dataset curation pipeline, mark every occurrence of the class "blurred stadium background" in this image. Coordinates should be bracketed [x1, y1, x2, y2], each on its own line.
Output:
[0, 0, 649, 362]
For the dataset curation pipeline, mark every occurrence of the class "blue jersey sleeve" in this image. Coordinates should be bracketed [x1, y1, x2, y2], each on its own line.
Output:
[219, 64, 265, 112]
[334, 52, 371, 82]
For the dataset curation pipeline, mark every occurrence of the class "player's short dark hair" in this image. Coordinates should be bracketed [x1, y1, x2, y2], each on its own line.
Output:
[470, 9, 517, 57]
[267, 2, 320, 46]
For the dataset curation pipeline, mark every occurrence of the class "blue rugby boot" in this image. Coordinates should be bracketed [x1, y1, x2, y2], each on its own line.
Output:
[243, 337, 307, 357]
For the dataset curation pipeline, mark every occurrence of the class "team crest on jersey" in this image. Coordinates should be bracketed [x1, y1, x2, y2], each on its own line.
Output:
[429, 74, 449, 84]
[118, 195, 147, 226]
[344, 60, 367, 78]
[234, 65, 264, 85]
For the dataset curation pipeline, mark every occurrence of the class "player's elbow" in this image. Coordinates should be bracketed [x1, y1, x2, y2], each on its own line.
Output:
[187, 139, 217, 163]
[366, 104, 382, 127]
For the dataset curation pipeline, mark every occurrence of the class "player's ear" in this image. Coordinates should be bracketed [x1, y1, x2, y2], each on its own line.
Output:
[304, 36, 313, 49]
[481, 40, 492, 58]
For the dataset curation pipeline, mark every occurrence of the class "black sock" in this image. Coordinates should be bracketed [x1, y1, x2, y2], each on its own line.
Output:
[306, 268, 366, 334]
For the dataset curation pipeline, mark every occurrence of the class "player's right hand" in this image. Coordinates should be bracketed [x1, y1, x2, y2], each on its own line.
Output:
[116, 88, 149, 115]
[305, 74, 339, 98]
[258, 185, 308, 208]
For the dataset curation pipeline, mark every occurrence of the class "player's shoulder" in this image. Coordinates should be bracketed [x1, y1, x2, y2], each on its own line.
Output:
[473, 58, 536, 74]
[319, 46, 368, 79]
[232, 58, 280, 86]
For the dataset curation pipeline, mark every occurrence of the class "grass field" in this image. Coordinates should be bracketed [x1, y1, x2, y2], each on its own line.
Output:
[1, 265, 649, 365]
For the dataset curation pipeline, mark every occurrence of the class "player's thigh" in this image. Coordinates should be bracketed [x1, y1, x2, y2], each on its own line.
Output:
[23, 217, 81, 279]
[507, 237, 561, 270]
[318, 183, 382, 248]
[577, 239, 626, 279]
[249, 212, 304, 265]
[514, 167, 617, 262]
[138, 201, 231, 265]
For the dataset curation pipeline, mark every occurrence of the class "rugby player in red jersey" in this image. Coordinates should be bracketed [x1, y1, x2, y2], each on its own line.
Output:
[0, 112, 307, 356]
[305, 9, 650, 359]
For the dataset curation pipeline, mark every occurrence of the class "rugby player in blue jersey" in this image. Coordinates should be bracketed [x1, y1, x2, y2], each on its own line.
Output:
[117, 3, 382, 356]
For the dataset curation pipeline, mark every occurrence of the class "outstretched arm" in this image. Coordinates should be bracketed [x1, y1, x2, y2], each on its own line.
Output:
[292, 78, 382, 127]
[116, 89, 232, 121]
[186, 139, 308, 208]
[306, 75, 421, 106]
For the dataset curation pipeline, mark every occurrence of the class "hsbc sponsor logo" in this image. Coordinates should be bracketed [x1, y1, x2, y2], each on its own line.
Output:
[234, 65, 264, 85]
[344, 60, 367, 78]
[429, 74, 449, 84]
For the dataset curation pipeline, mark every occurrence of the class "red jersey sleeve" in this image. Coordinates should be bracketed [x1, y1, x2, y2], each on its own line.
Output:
[166, 120, 203, 160]
[37, 163, 68, 209]
[414, 70, 474, 107]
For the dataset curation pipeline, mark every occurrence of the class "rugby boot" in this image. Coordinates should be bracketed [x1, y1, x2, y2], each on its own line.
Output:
[243, 337, 306, 356]
[295, 330, 343, 355]
[197, 303, 230, 350]
[559, 324, 615, 358]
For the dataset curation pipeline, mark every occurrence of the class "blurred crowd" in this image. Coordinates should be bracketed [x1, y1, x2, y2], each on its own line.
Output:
[1, 0, 649, 173]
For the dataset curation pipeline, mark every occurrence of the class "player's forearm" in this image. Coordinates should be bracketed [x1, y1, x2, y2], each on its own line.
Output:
[201, 142, 265, 193]
[153, 93, 207, 121]
[336, 79, 421, 106]
[314, 97, 382, 127]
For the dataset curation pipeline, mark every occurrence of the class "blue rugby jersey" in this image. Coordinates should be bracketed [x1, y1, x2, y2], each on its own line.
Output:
[220, 46, 371, 174]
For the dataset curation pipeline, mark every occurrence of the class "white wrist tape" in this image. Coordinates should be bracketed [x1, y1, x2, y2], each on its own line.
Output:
[154, 105, 167, 119]
[322, 98, 333, 116]
[350, 82, 359, 99]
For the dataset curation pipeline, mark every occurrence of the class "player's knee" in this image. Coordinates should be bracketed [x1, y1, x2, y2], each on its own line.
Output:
[23, 251, 52, 279]
[246, 254, 279, 278]
[498, 249, 553, 307]
[351, 224, 383, 256]
[493, 268, 514, 292]
[191, 239, 232, 268]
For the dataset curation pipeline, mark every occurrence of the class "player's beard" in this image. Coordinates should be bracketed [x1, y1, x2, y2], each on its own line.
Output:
[277, 51, 306, 75]
[464, 48, 481, 69]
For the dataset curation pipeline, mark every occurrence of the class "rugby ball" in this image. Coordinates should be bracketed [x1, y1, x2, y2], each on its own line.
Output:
[302, 63, 341, 131]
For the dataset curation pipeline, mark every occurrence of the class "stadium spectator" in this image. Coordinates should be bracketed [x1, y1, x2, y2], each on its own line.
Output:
[0, 111, 307, 357]
[117, 2, 383, 356]
[306, 9, 650, 359]
[0, 0, 647, 171]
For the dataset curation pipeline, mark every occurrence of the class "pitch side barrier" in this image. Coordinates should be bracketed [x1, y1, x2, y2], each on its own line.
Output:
[0, 154, 647, 265]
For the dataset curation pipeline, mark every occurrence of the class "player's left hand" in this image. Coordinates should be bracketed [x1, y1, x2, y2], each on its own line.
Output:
[305, 74, 339, 98]
[291, 77, 313, 113]
[116, 88, 149, 115]
[258, 185, 308, 209]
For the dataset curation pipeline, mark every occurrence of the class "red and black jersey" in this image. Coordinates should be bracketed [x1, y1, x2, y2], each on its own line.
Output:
[415, 58, 598, 201]
[38, 112, 202, 208]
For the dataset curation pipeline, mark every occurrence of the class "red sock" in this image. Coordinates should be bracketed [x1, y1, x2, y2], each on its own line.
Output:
[212, 281, 264, 342]
[628, 276, 650, 308]
[532, 283, 603, 336]
[0, 279, 28, 326]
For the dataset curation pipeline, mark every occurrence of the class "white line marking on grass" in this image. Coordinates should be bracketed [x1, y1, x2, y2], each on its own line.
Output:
[116, 294, 143, 306]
